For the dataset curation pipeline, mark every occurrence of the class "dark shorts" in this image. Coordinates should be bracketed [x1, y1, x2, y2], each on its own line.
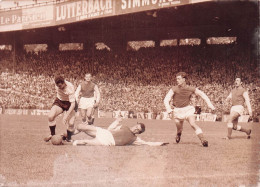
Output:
[53, 98, 78, 112]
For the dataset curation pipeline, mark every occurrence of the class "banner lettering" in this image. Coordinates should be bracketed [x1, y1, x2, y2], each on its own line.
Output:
[0, 0, 200, 32]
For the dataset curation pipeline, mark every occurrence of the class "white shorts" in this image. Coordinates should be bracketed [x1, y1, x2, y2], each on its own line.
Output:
[230, 105, 244, 116]
[78, 97, 95, 109]
[173, 105, 195, 120]
[96, 127, 115, 146]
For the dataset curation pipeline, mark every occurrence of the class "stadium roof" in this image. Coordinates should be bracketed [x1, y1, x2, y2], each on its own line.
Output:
[0, 0, 258, 46]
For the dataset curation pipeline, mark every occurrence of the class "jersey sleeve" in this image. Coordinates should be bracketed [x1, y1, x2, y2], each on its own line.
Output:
[189, 86, 196, 93]
[66, 82, 76, 102]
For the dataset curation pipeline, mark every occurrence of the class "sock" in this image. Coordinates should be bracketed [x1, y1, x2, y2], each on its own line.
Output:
[227, 128, 232, 138]
[197, 133, 205, 141]
[88, 117, 93, 125]
[195, 128, 204, 141]
[67, 130, 73, 140]
[177, 132, 182, 136]
[50, 125, 56, 136]
[91, 117, 95, 124]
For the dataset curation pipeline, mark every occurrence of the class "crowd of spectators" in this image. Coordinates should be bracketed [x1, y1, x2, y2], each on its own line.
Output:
[0, 45, 259, 120]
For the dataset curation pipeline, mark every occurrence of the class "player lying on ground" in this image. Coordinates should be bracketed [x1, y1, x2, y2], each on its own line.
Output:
[73, 117, 169, 146]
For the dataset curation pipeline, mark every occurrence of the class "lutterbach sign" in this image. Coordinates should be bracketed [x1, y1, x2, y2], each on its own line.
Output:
[0, 0, 210, 32]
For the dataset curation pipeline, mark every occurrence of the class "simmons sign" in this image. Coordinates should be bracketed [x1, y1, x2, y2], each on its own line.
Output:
[0, 0, 210, 32]
[117, 0, 190, 14]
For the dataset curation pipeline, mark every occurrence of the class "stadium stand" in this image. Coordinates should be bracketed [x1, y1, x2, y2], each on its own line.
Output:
[0, 45, 259, 121]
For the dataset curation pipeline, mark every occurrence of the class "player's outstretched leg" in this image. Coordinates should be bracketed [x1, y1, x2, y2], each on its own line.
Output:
[174, 119, 183, 143]
[44, 122, 56, 142]
[195, 128, 208, 147]
[247, 129, 252, 139]
[44, 105, 63, 142]
[225, 122, 233, 140]
[187, 116, 208, 147]
[233, 124, 252, 139]
[225, 112, 240, 140]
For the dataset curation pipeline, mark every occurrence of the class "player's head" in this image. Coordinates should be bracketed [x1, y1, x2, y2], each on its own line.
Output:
[55, 76, 66, 90]
[131, 122, 146, 134]
[176, 72, 187, 86]
[84, 73, 92, 82]
[234, 77, 242, 87]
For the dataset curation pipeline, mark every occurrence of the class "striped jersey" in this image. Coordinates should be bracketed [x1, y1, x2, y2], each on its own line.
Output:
[55, 80, 75, 102]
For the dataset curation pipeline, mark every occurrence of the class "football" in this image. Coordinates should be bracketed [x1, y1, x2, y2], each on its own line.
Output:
[51, 135, 63, 145]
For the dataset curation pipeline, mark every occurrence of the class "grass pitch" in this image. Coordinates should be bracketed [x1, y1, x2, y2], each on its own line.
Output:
[0, 115, 259, 187]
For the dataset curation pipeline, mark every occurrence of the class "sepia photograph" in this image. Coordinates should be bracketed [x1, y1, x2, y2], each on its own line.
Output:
[0, 0, 259, 186]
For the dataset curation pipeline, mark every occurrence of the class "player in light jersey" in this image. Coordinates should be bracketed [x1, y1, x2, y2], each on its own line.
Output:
[224, 78, 252, 139]
[44, 76, 77, 142]
[164, 72, 215, 147]
[75, 73, 100, 125]
[73, 117, 169, 146]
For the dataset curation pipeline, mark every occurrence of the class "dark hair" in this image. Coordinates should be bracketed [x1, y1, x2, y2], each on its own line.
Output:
[176, 72, 187, 79]
[54, 76, 65, 85]
[137, 122, 145, 133]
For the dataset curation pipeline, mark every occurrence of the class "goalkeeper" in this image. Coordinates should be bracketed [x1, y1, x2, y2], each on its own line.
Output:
[73, 117, 168, 146]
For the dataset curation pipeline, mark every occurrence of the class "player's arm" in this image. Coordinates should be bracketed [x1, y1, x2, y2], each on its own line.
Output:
[132, 137, 169, 146]
[243, 91, 252, 116]
[195, 88, 215, 110]
[225, 93, 232, 102]
[163, 89, 174, 113]
[93, 85, 101, 108]
[63, 97, 76, 124]
[107, 117, 123, 131]
[74, 84, 81, 102]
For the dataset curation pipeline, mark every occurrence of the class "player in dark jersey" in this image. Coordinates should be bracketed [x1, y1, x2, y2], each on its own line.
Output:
[224, 78, 252, 140]
[164, 72, 215, 147]
[72, 117, 168, 146]
[75, 73, 100, 125]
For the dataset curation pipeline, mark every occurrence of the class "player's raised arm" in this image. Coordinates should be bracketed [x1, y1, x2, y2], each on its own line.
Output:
[74, 84, 81, 102]
[194, 88, 215, 111]
[63, 89, 76, 125]
[243, 91, 252, 116]
[225, 93, 232, 102]
[107, 117, 123, 131]
[94, 85, 101, 107]
[164, 89, 174, 113]
[132, 137, 168, 146]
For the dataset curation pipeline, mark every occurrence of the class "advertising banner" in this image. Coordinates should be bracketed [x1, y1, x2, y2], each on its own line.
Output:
[98, 110, 113, 118]
[0, 9, 22, 31]
[116, 0, 190, 14]
[0, 0, 198, 32]
[161, 111, 172, 120]
[22, 5, 55, 29]
[3, 109, 50, 116]
[198, 113, 217, 122]
[112, 110, 129, 118]
[55, 0, 114, 25]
